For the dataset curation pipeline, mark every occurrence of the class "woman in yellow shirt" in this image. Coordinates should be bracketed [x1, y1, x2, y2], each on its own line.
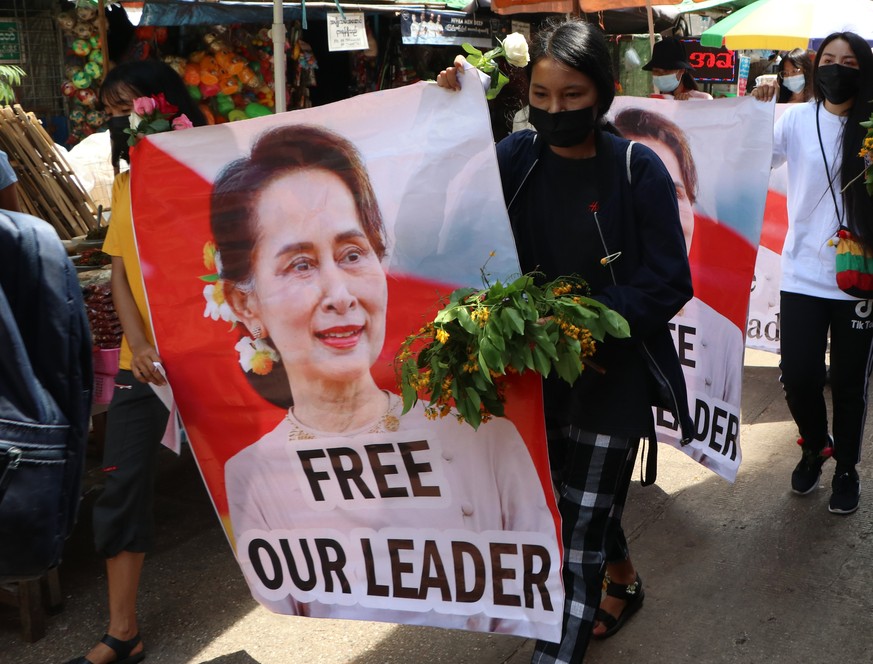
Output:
[66, 60, 206, 664]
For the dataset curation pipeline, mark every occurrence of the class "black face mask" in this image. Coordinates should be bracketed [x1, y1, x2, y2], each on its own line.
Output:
[817, 64, 861, 105]
[528, 105, 597, 148]
[107, 116, 130, 170]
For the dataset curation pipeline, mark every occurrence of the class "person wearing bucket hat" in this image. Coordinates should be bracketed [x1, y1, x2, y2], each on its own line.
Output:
[642, 37, 712, 100]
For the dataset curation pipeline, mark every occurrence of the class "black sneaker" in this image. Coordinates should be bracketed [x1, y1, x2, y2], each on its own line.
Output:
[829, 469, 860, 514]
[791, 451, 827, 495]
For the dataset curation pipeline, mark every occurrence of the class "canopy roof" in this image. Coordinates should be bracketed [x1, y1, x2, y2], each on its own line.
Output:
[138, 0, 468, 25]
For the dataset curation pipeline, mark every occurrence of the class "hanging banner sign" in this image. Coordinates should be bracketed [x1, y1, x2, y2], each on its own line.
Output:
[128, 80, 563, 640]
[0, 21, 23, 64]
[400, 10, 496, 48]
[326, 13, 369, 52]
[609, 96, 774, 482]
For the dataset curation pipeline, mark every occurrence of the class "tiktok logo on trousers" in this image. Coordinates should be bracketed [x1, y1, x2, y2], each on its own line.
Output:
[851, 300, 873, 330]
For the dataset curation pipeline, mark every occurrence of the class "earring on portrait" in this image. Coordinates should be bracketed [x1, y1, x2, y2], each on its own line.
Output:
[251, 324, 263, 340]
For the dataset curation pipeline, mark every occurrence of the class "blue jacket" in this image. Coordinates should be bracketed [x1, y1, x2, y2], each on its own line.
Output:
[496, 129, 695, 473]
[0, 211, 92, 577]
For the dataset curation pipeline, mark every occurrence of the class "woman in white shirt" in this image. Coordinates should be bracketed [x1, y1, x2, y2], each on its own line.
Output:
[754, 32, 873, 514]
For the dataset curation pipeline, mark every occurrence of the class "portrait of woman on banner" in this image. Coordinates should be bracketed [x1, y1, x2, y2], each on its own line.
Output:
[613, 107, 745, 474]
[207, 124, 561, 635]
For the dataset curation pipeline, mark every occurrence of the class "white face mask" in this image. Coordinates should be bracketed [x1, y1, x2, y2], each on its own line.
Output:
[653, 73, 681, 93]
[781, 73, 805, 94]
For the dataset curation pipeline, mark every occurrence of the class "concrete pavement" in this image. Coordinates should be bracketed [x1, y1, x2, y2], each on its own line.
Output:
[2, 348, 871, 663]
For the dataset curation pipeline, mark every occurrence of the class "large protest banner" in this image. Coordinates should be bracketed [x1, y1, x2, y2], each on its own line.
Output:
[746, 104, 789, 354]
[128, 81, 563, 639]
[609, 96, 773, 482]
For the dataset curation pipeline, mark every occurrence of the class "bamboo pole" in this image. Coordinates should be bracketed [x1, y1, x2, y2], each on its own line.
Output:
[0, 105, 99, 238]
[273, 0, 287, 112]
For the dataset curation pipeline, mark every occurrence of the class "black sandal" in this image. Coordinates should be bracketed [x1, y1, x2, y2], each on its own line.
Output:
[592, 574, 645, 639]
[64, 633, 145, 664]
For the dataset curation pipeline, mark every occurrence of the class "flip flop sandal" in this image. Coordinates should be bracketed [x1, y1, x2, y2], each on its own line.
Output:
[592, 574, 645, 640]
[64, 633, 145, 664]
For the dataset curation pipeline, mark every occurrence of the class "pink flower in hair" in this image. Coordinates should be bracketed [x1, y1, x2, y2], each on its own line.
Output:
[132, 96, 156, 115]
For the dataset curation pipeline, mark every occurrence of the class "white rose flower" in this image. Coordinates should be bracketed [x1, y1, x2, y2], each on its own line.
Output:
[502, 33, 529, 68]
[129, 112, 144, 131]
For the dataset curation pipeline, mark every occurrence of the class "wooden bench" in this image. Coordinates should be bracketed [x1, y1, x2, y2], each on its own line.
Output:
[0, 567, 63, 642]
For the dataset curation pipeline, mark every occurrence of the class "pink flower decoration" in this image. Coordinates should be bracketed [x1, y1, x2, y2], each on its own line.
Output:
[172, 114, 193, 131]
[132, 96, 156, 115]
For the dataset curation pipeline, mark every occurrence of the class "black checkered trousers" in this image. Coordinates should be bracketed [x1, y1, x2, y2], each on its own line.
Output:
[531, 426, 639, 664]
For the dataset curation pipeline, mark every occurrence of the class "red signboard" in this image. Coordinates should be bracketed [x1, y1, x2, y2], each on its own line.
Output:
[682, 38, 737, 83]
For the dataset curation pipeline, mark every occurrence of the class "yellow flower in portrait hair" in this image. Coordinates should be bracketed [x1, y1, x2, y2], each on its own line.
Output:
[203, 241, 217, 271]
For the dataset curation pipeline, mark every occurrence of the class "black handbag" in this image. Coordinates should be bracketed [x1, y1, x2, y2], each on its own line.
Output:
[0, 211, 92, 579]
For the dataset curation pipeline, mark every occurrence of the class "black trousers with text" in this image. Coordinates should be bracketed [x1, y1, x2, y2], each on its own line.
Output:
[779, 291, 873, 470]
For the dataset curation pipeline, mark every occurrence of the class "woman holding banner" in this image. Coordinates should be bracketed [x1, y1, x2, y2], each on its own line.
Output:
[66, 61, 207, 664]
[212, 123, 562, 635]
[438, 17, 694, 662]
[753, 32, 873, 514]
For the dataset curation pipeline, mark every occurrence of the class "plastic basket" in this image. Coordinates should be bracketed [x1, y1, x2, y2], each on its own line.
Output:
[92, 347, 120, 376]
[93, 373, 116, 405]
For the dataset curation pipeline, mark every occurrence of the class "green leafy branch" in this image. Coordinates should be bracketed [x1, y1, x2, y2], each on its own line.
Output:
[396, 274, 630, 430]
[0, 66, 25, 106]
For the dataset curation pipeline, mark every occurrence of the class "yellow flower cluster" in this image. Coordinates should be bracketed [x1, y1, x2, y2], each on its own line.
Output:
[579, 329, 596, 357]
[460, 351, 479, 374]
[424, 393, 455, 420]
[860, 135, 873, 158]
[435, 328, 450, 344]
[557, 318, 597, 356]
[552, 282, 574, 296]
[471, 307, 490, 326]
[407, 368, 432, 392]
